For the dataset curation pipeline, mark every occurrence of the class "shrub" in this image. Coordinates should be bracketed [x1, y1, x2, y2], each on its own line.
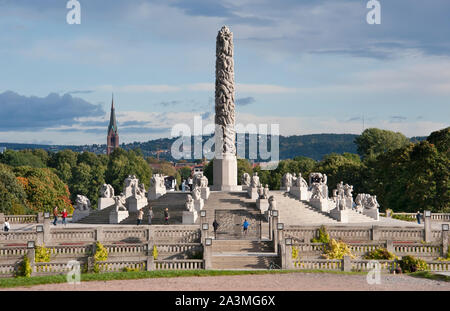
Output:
[291, 246, 299, 260]
[35, 245, 51, 263]
[392, 214, 416, 222]
[323, 239, 355, 259]
[16, 255, 32, 278]
[364, 247, 398, 260]
[152, 245, 158, 260]
[311, 225, 330, 244]
[399, 255, 428, 272]
[94, 242, 108, 262]
[123, 266, 142, 272]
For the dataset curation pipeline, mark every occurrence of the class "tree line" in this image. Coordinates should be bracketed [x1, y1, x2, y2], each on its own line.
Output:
[0, 127, 448, 214]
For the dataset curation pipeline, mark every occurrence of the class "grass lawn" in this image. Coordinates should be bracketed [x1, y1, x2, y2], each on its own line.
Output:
[409, 271, 450, 282]
[0, 269, 367, 289]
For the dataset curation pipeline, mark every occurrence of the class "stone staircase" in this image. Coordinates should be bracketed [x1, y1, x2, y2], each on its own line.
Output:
[76, 206, 116, 224]
[201, 191, 268, 239]
[346, 209, 375, 223]
[270, 191, 338, 225]
[211, 240, 279, 270]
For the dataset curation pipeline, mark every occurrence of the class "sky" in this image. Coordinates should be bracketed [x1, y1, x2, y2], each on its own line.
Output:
[0, 0, 449, 145]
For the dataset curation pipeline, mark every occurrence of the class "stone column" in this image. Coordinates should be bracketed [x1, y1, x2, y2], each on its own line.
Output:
[372, 225, 380, 241]
[386, 240, 394, 253]
[146, 241, 155, 271]
[43, 217, 51, 245]
[37, 212, 44, 224]
[211, 26, 241, 191]
[203, 242, 212, 270]
[342, 255, 352, 272]
[424, 211, 432, 243]
[27, 247, 35, 277]
[272, 213, 279, 253]
[442, 226, 449, 258]
[95, 227, 104, 242]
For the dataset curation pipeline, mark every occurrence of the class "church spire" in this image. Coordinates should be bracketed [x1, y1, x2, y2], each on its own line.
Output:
[107, 94, 119, 155]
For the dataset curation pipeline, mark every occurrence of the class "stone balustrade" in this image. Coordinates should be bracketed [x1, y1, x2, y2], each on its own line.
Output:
[34, 261, 80, 276]
[103, 228, 148, 242]
[49, 245, 91, 258]
[152, 226, 201, 243]
[154, 259, 204, 270]
[378, 227, 424, 241]
[51, 229, 96, 242]
[0, 232, 37, 244]
[96, 260, 147, 273]
[393, 243, 441, 258]
[292, 258, 342, 270]
[3, 215, 38, 224]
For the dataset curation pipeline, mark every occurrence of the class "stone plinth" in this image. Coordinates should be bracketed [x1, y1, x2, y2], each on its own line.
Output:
[330, 208, 349, 223]
[256, 199, 269, 213]
[72, 209, 90, 222]
[363, 208, 379, 221]
[109, 210, 129, 224]
[127, 197, 148, 213]
[201, 187, 210, 200]
[182, 210, 198, 224]
[194, 199, 204, 212]
[211, 155, 242, 191]
[247, 187, 258, 200]
[290, 186, 308, 200]
[98, 197, 115, 210]
[280, 187, 290, 192]
[310, 197, 330, 213]
[148, 187, 166, 201]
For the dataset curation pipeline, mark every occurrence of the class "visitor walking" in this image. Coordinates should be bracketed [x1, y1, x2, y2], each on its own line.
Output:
[181, 179, 186, 192]
[243, 219, 249, 235]
[53, 206, 59, 226]
[3, 218, 10, 232]
[148, 207, 153, 225]
[188, 176, 193, 191]
[416, 211, 421, 224]
[213, 219, 219, 239]
[137, 209, 144, 225]
[61, 208, 68, 226]
[164, 208, 170, 225]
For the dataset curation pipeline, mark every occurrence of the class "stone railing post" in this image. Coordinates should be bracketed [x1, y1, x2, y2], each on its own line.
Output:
[201, 223, 209, 245]
[279, 228, 285, 269]
[203, 238, 212, 270]
[27, 245, 36, 277]
[146, 241, 155, 271]
[35, 225, 44, 246]
[342, 255, 351, 272]
[43, 215, 51, 245]
[386, 240, 394, 253]
[95, 227, 104, 242]
[442, 224, 449, 258]
[371, 225, 380, 241]
[37, 212, 44, 224]
[0, 213, 4, 224]
[424, 211, 432, 242]
[271, 211, 279, 252]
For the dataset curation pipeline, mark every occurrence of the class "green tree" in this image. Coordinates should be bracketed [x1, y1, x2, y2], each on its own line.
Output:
[48, 150, 78, 183]
[0, 164, 28, 214]
[427, 127, 450, 157]
[0, 149, 45, 168]
[237, 159, 253, 185]
[355, 128, 410, 158]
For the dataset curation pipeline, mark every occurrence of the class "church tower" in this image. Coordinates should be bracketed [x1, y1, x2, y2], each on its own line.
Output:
[106, 95, 119, 155]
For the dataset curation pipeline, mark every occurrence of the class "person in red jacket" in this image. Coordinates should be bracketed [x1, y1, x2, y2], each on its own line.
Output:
[61, 208, 68, 226]
[53, 206, 59, 226]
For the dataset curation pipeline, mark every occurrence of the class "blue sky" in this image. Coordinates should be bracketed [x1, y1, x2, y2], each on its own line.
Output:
[0, 0, 449, 145]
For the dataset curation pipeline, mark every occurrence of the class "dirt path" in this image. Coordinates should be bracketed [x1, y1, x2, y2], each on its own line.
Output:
[3, 272, 449, 291]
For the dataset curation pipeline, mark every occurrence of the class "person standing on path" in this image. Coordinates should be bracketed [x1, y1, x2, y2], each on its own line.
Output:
[137, 209, 144, 225]
[3, 218, 10, 232]
[213, 219, 219, 239]
[61, 208, 68, 226]
[416, 211, 421, 224]
[148, 207, 153, 225]
[52, 206, 59, 226]
[164, 208, 170, 225]
[243, 219, 249, 236]
[188, 176, 193, 192]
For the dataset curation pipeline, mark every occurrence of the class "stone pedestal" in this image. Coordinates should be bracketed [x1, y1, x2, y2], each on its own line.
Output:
[363, 208, 379, 221]
[194, 199, 204, 212]
[330, 208, 349, 223]
[182, 211, 198, 224]
[72, 209, 90, 222]
[212, 154, 242, 191]
[310, 197, 330, 213]
[256, 199, 269, 213]
[109, 210, 129, 224]
[98, 198, 115, 210]
[127, 197, 148, 213]
[241, 185, 249, 191]
[201, 187, 210, 200]
[148, 187, 166, 201]
[247, 187, 258, 200]
[290, 186, 308, 200]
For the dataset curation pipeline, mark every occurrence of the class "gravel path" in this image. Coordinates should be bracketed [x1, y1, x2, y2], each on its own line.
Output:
[3, 272, 449, 291]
